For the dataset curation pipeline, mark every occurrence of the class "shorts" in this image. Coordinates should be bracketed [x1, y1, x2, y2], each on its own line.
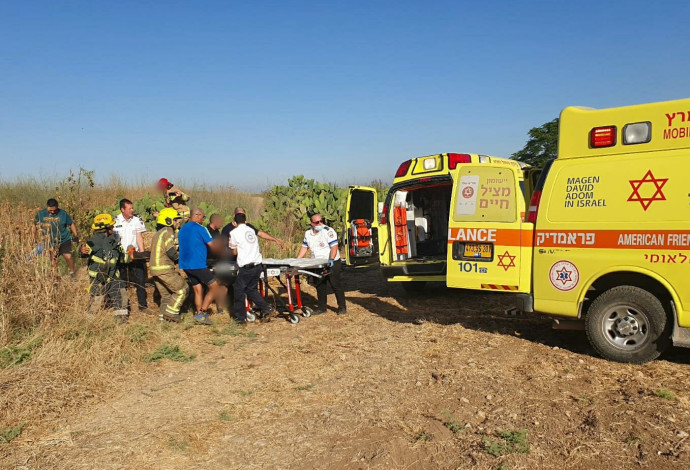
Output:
[57, 240, 73, 257]
[183, 268, 216, 287]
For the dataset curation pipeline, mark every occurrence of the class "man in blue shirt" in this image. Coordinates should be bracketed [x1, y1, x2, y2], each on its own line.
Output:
[178, 207, 226, 325]
[34, 198, 79, 277]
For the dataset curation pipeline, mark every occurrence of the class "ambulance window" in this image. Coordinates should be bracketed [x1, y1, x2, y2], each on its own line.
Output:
[453, 167, 517, 223]
[533, 159, 553, 191]
[349, 190, 375, 222]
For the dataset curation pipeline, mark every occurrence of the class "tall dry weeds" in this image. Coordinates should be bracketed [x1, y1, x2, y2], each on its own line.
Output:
[0, 201, 198, 435]
[0, 173, 297, 437]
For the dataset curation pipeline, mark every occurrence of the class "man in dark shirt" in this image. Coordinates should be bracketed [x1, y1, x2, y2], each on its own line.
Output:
[206, 213, 224, 266]
[220, 207, 284, 250]
[206, 213, 223, 239]
[34, 198, 79, 277]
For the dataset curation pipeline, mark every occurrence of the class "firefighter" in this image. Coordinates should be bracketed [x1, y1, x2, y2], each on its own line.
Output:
[150, 208, 188, 322]
[158, 178, 191, 221]
[81, 213, 130, 321]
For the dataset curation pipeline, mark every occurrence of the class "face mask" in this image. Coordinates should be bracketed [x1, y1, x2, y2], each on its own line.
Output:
[313, 224, 324, 232]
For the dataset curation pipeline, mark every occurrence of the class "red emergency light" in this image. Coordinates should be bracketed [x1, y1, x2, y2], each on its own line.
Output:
[448, 153, 472, 170]
[590, 126, 617, 148]
[395, 160, 412, 178]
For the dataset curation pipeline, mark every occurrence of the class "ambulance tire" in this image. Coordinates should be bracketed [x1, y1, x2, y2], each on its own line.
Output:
[401, 282, 427, 294]
[585, 286, 671, 364]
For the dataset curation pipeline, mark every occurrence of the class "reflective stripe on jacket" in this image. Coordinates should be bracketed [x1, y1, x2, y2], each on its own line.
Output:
[150, 226, 178, 272]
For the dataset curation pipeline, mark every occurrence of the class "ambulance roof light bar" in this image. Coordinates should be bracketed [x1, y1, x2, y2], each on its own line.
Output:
[448, 153, 472, 170]
[623, 122, 651, 145]
[590, 126, 617, 148]
[423, 157, 437, 170]
[395, 160, 412, 178]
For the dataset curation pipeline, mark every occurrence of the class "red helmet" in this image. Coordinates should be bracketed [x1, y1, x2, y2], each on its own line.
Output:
[158, 178, 173, 190]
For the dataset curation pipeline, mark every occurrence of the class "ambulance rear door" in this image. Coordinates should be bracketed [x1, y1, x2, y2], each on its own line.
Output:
[344, 186, 382, 267]
[446, 162, 533, 293]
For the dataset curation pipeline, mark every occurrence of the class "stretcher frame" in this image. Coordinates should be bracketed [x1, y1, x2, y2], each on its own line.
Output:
[212, 258, 330, 324]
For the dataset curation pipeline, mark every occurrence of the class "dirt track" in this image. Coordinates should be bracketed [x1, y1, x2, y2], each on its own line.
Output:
[4, 266, 690, 469]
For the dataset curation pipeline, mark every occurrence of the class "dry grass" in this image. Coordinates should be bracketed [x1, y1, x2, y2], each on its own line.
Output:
[0, 172, 272, 440]
[0, 199, 174, 431]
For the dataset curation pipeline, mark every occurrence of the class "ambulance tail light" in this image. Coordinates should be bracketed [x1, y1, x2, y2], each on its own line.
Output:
[590, 126, 616, 148]
[380, 203, 389, 225]
[395, 160, 412, 178]
[527, 190, 542, 224]
[448, 153, 472, 170]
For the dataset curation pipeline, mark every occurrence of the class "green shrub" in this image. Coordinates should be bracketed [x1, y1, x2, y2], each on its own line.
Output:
[145, 343, 195, 362]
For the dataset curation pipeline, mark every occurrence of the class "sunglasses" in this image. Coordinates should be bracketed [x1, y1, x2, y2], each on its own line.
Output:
[311, 219, 323, 225]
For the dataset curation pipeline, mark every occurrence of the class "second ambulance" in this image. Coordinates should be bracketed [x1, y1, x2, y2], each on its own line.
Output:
[447, 98, 690, 364]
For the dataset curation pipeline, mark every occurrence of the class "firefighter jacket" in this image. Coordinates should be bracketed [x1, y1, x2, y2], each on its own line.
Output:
[150, 226, 179, 274]
[85, 232, 129, 282]
[164, 185, 190, 217]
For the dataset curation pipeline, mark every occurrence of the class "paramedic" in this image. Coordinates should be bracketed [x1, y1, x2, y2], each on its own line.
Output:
[296, 213, 346, 315]
[220, 207, 284, 250]
[228, 212, 276, 324]
[113, 198, 148, 311]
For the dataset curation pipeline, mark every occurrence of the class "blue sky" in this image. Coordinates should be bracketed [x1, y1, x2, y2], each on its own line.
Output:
[1, 1, 689, 190]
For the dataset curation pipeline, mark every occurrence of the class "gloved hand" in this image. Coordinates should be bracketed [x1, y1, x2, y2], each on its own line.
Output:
[328, 259, 334, 268]
[73, 236, 79, 244]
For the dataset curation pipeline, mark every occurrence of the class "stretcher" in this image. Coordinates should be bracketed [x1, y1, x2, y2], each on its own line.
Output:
[212, 258, 330, 324]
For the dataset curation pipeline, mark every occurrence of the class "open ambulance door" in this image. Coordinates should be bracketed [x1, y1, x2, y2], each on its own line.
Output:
[344, 186, 382, 267]
[446, 162, 533, 293]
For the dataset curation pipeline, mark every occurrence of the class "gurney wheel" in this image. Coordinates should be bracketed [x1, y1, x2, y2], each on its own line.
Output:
[246, 311, 257, 323]
[288, 313, 300, 324]
[301, 307, 313, 318]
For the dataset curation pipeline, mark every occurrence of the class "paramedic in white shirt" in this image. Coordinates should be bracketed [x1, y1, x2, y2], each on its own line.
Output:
[113, 198, 148, 310]
[228, 212, 275, 324]
[296, 212, 347, 315]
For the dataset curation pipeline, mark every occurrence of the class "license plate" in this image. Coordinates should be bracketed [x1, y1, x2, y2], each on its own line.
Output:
[463, 243, 493, 259]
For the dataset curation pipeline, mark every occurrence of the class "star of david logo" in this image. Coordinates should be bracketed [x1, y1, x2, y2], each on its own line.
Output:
[627, 170, 668, 211]
[496, 251, 516, 271]
[555, 266, 572, 285]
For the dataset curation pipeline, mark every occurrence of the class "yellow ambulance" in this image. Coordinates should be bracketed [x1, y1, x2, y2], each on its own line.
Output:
[447, 98, 690, 363]
[344, 153, 539, 292]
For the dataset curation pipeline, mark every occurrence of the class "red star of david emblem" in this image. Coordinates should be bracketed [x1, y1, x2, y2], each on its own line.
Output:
[496, 251, 516, 271]
[555, 266, 572, 285]
[627, 170, 668, 211]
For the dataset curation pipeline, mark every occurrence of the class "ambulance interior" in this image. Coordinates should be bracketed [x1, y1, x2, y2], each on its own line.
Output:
[390, 183, 451, 261]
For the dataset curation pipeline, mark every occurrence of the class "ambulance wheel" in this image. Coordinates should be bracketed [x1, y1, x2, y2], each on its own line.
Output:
[401, 282, 427, 294]
[288, 313, 300, 324]
[302, 307, 313, 318]
[585, 286, 671, 364]
[246, 311, 257, 323]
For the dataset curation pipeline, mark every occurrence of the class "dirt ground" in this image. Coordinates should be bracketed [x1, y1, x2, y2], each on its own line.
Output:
[3, 266, 690, 469]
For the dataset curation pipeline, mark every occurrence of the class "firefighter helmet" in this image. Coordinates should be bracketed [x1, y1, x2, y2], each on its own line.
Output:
[92, 213, 114, 230]
[158, 177, 173, 190]
[157, 208, 181, 226]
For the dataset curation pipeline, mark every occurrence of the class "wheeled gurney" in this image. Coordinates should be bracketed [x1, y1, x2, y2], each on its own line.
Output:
[212, 258, 330, 323]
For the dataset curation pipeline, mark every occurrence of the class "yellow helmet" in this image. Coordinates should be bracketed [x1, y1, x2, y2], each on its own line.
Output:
[92, 213, 114, 230]
[157, 208, 181, 226]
